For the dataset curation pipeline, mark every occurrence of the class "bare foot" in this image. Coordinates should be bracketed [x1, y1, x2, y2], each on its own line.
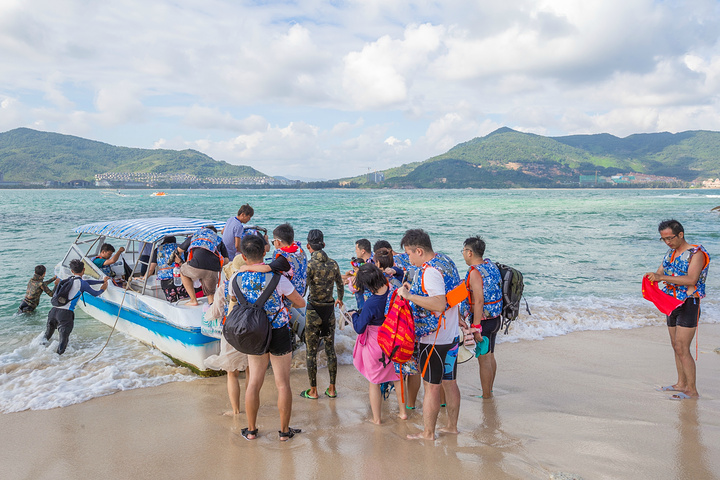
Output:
[407, 432, 435, 441]
[372, 419, 382, 425]
[438, 427, 459, 435]
[222, 410, 241, 416]
[186, 301, 199, 306]
[397, 412, 408, 420]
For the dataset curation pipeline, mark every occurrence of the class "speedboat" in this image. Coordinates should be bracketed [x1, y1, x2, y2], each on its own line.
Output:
[151, 192, 167, 197]
[55, 218, 225, 375]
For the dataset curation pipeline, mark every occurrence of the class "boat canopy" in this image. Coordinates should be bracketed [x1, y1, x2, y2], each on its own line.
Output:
[74, 218, 226, 244]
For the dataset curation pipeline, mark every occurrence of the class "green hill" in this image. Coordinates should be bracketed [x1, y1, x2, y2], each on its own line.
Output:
[0, 128, 268, 182]
[351, 128, 720, 187]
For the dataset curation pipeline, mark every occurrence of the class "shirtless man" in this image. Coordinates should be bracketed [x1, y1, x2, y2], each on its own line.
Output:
[645, 219, 710, 400]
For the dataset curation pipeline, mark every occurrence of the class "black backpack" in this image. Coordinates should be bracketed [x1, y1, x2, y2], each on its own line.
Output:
[51, 276, 81, 307]
[223, 273, 282, 355]
[495, 263, 531, 334]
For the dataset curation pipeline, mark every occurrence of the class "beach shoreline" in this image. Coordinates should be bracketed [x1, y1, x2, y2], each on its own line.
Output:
[2, 324, 719, 480]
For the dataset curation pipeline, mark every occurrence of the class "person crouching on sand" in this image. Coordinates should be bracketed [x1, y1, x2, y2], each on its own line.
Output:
[350, 263, 406, 424]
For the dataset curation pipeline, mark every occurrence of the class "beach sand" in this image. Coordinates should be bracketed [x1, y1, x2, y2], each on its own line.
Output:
[2, 324, 720, 480]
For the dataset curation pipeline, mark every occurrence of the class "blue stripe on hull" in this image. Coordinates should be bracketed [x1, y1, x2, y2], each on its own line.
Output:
[83, 295, 217, 346]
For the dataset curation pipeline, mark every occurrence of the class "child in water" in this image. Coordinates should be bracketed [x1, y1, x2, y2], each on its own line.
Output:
[350, 263, 406, 424]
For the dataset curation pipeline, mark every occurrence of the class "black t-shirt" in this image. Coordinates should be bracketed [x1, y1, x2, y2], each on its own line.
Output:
[179, 236, 229, 272]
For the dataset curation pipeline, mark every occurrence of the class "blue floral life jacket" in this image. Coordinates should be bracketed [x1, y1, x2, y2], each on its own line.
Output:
[234, 271, 288, 328]
[275, 242, 307, 296]
[189, 228, 222, 255]
[409, 252, 465, 338]
[383, 280, 399, 316]
[155, 243, 179, 281]
[466, 259, 503, 319]
[661, 245, 710, 300]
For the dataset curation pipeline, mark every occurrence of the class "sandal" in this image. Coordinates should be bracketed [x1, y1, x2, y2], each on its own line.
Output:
[241, 428, 258, 441]
[279, 427, 302, 440]
[325, 388, 337, 398]
[300, 389, 318, 399]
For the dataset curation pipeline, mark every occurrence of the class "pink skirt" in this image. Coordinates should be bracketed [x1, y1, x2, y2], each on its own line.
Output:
[353, 325, 401, 384]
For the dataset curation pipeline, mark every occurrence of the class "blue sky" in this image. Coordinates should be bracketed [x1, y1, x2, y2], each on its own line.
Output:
[1, 0, 720, 179]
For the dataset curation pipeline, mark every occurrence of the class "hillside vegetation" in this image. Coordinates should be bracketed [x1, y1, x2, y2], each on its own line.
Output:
[0, 128, 267, 182]
[352, 128, 720, 187]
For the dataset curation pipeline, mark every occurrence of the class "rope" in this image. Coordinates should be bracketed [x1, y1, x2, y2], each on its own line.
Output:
[81, 255, 135, 368]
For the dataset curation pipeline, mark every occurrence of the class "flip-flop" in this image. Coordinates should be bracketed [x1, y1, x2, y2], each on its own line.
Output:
[325, 388, 337, 398]
[669, 392, 693, 400]
[475, 336, 490, 357]
[300, 389, 318, 399]
[406, 405, 416, 410]
[658, 385, 679, 392]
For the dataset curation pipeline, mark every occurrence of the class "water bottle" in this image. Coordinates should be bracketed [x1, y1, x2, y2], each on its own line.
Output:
[173, 263, 182, 286]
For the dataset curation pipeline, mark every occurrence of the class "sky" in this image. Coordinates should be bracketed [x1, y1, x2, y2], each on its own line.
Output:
[1, 0, 720, 180]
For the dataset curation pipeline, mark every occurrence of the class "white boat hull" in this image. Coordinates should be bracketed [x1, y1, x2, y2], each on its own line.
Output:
[79, 286, 220, 375]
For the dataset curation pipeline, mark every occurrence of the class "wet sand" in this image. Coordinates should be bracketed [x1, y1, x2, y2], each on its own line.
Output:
[2, 324, 720, 480]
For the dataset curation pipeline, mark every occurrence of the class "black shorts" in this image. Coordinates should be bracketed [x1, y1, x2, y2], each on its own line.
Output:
[18, 300, 36, 313]
[268, 325, 293, 356]
[667, 297, 701, 328]
[480, 316, 501, 353]
[418, 337, 460, 385]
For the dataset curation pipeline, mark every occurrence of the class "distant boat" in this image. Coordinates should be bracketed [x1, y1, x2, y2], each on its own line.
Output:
[151, 192, 167, 197]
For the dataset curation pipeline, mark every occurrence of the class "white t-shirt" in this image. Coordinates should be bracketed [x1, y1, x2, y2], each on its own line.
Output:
[417, 266, 460, 345]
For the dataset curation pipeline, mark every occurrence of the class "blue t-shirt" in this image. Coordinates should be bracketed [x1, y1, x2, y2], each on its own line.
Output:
[351, 290, 389, 334]
[222, 216, 245, 260]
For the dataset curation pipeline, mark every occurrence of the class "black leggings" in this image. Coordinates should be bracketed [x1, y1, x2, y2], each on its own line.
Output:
[44, 308, 75, 355]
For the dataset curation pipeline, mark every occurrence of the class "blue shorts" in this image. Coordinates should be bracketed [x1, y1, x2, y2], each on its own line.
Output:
[418, 337, 460, 385]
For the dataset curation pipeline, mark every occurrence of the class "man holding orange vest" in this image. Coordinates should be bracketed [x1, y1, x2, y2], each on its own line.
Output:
[397, 229, 465, 441]
[645, 219, 710, 400]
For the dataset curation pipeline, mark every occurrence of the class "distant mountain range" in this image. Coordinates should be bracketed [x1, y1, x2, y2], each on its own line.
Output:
[350, 127, 720, 188]
[0, 128, 267, 183]
[3, 127, 719, 188]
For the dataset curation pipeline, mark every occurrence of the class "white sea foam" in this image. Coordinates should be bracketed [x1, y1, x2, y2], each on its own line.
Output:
[500, 295, 719, 344]
[3, 296, 717, 413]
[0, 333, 195, 413]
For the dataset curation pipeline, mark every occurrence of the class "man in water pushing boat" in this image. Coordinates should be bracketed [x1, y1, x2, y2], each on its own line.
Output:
[18, 265, 57, 313]
[44, 259, 108, 354]
[645, 219, 710, 400]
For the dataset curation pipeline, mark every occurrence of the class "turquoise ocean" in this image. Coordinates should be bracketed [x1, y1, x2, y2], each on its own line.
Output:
[1, 188, 718, 412]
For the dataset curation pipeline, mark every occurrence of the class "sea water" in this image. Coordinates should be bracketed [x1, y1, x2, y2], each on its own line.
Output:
[0, 188, 718, 412]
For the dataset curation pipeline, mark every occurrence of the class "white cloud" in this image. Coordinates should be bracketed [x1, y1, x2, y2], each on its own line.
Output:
[0, 0, 719, 177]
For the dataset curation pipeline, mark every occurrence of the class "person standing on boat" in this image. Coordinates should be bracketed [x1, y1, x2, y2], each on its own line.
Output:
[462, 236, 503, 399]
[176, 226, 229, 306]
[232, 235, 306, 441]
[144, 236, 189, 303]
[300, 229, 344, 400]
[645, 219, 710, 400]
[222, 204, 254, 260]
[92, 243, 125, 277]
[18, 265, 57, 313]
[44, 259, 108, 354]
